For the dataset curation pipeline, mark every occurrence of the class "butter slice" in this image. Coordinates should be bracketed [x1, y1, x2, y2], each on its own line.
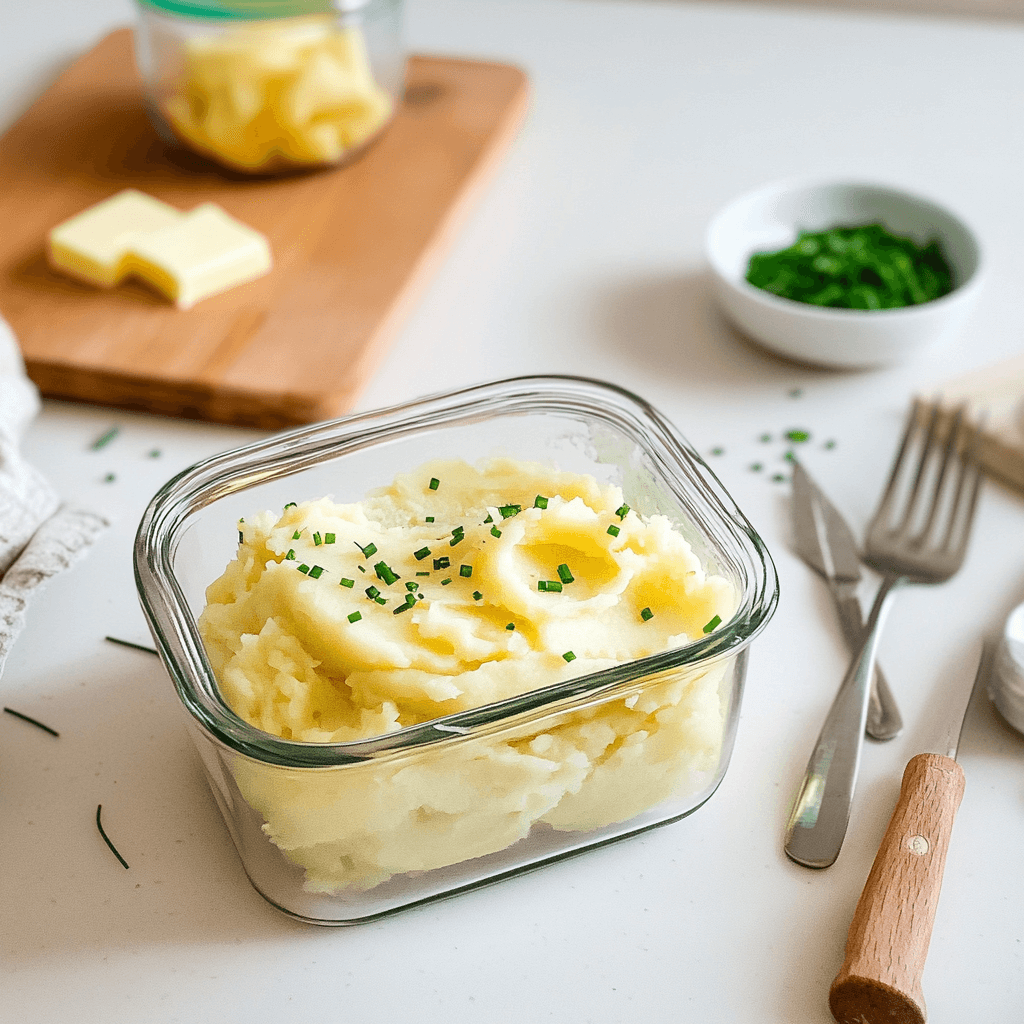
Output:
[48, 189, 183, 287]
[127, 203, 272, 309]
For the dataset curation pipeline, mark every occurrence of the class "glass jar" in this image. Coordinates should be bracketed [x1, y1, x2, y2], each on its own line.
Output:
[134, 376, 779, 924]
[134, 0, 405, 175]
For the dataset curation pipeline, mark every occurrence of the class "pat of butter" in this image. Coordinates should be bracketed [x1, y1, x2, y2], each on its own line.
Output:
[127, 204, 273, 309]
[47, 189, 183, 287]
[46, 190, 272, 308]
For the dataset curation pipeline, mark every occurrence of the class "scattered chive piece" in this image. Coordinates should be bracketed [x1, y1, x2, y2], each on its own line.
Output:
[417, 593, 424, 601]
[785, 429, 811, 443]
[104, 636, 159, 656]
[406, 581, 419, 592]
[640, 607, 654, 621]
[3, 707, 59, 737]
[534, 495, 548, 509]
[750, 463, 763, 473]
[710, 447, 725, 456]
[90, 426, 120, 451]
[703, 614, 722, 634]
[538, 580, 563, 593]
[772, 473, 787, 483]
[433, 556, 450, 570]
[340, 578, 355, 588]
[374, 561, 400, 585]
[416, 571, 430, 577]
[607, 524, 620, 537]
[473, 591, 483, 601]
[358, 565, 366, 573]
[789, 388, 803, 399]
[313, 532, 323, 546]
[556, 563, 574, 584]
[365, 585, 381, 600]
[499, 504, 522, 519]
[460, 565, 473, 578]
[441, 577, 453, 585]
[393, 595, 415, 614]
[759, 433, 772, 443]
[426, 516, 435, 523]
[148, 448, 161, 458]
[376, 597, 387, 605]
[450, 535, 464, 547]
[356, 541, 377, 558]
[286, 548, 296, 560]
[615, 504, 630, 519]
[414, 547, 431, 561]
[824, 439, 837, 450]
[490, 525, 502, 538]
[293, 530, 302, 540]
[506, 623, 515, 631]
[96, 804, 129, 870]
[103, 473, 116, 483]
[308, 565, 324, 579]
[324, 533, 336, 545]
[429, 477, 440, 491]
[284, 502, 297, 510]
[562, 651, 576, 663]
[238, 530, 244, 544]
[297, 564, 310, 574]
[348, 611, 361, 623]
[484, 514, 494, 524]
[783, 450, 796, 463]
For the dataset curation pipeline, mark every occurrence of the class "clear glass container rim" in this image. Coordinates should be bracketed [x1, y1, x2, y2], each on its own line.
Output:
[135, 0, 378, 21]
[134, 374, 779, 768]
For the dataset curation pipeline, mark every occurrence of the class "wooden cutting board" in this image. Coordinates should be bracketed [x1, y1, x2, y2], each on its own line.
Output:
[0, 29, 529, 428]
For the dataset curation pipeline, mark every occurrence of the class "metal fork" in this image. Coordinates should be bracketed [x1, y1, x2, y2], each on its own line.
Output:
[784, 398, 984, 869]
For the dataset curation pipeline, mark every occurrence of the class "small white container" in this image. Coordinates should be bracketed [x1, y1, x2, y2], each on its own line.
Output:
[705, 179, 983, 368]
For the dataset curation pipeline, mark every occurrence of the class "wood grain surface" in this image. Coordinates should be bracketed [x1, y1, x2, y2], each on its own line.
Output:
[0, 29, 529, 428]
[829, 752, 966, 1024]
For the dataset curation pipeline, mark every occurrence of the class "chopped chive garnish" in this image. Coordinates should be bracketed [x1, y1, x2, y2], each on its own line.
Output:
[406, 581, 419, 592]
[238, 530, 244, 544]
[441, 577, 452, 585]
[312, 532, 321, 546]
[429, 477, 440, 491]
[433, 556, 450, 570]
[759, 433, 772, 443]
[824, 439, 837, 450]
[473, 591, 483, 601]
[96, 804, 129, 870]
[358, 565, 366, 572]
[348, 611, 361, 623]
[298, 564, 310, 574]
[324, 533, 336, 545]
[340, 578, 355, 588]
[284, 502, 297, 509]
[374, 561, 400, 585]
[286, 549, 296, 560]
[703, 614, 722, 633]
[425, 516, 435, 523]
[783, 450, 796, 463]
[789, 388, 803, 399]
[490, 526, 502, 538]
[103, 473, 116, 483]
[534, 495, 548, 509]
[556, 563, 574, 584]
[460, 565, 473, 578]
[356, 541, 377, 558]
[293, 530, 302, 540]
[365, 585, 381, 600]
[710, 447, 725, 456]
[450, 535, 464, 547]
[498, 504, 521, 519]
[640, 607, 653, 621]
[538, 580, 563, 593]
[414, 547, 431, 561]
[750, 463, 763, 473]
[3, 707, 59, 737]
[417, 593, 425, 600]
[772, 473, 787, 483]
[376, 596, 387, 605]
[562, 651, 576, 663]
[90, 426, 120, 451]
[393, 595, 415, 614]
[484, 514, 493, 524]
[148, 448, 161, 458]
[308, 565, 324, 579]
[607, 524, 620, 537]
[506, 623, 515, 631]
[615, 504, 630, 519]
[416, 571, 430, 577]
[785, 429, 811, 443]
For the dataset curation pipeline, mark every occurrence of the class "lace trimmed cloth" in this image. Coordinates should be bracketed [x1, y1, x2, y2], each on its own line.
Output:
[0, 316, 108, 680]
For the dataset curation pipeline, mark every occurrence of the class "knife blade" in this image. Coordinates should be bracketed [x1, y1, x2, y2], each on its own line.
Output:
[792, 461, 903, 741]
[827, 642, 990, 1024]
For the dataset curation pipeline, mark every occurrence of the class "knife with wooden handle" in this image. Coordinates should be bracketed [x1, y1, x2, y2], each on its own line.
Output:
[792, 461, 903, 741]
[828, 644, 989, 1024]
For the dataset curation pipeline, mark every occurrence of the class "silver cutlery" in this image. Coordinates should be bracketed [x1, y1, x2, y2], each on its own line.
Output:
[784, 399, 983, 869]
[828, 643, 991, 1024]
[791, 461, 903, 741]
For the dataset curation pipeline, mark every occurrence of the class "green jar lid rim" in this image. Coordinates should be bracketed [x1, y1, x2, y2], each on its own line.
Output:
[136, 0, 368, 20]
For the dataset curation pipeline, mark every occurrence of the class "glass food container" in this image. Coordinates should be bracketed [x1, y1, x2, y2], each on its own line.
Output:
[134, 376, 778, 924]
[133, 0, 405, 175]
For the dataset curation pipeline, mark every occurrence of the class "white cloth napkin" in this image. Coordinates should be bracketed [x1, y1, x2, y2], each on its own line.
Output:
[0, 316, 108, 680]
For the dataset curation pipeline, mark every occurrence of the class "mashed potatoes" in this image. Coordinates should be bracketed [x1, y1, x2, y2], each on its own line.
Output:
[199, 459, 737, 892]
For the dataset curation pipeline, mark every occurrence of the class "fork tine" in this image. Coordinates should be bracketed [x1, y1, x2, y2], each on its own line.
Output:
[914, 403, 966, 544]
[940, 410, 985, 555]
[873, 397, 928, 529]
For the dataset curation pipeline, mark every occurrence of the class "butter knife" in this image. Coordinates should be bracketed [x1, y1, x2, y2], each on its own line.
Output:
[791, 461, 903, 741]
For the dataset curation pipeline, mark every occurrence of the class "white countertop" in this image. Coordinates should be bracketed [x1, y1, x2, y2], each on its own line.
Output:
[4, 2, 1024, 1021]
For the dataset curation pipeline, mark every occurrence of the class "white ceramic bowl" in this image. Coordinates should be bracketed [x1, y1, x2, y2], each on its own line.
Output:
[705, 179, 983, 368]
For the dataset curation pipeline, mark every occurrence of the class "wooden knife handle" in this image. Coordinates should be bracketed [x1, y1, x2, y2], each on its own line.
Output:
[829, 753, 966, 1024]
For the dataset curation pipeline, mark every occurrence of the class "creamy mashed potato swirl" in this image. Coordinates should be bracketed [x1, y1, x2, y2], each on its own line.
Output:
[199, 459, 737, 892]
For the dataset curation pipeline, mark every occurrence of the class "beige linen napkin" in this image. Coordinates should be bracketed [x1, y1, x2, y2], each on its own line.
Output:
[0, 316, 108, 680]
